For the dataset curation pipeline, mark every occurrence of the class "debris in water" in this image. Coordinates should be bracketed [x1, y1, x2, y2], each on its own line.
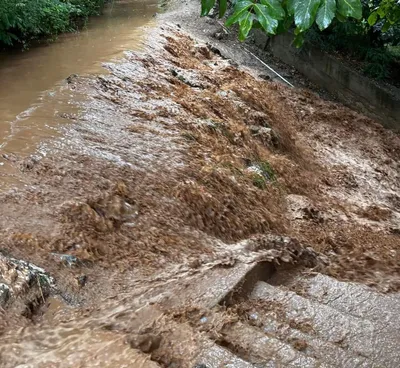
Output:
[0, 283, 10, 306]
[127, 333, 162, 353]
[51, 253, 79, 268]
[200, 316, 208, 323]
[0, 252, 54, 309]
[76, 275, 88, 287]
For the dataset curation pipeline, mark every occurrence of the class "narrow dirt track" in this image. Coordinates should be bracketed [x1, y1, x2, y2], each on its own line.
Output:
[0, 2, 399, 366]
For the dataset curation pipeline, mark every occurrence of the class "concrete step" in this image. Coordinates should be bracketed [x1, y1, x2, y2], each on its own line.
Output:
[195, 344, 257, 368]
[251, 281, 400, 367]
[164, 261, 275, 309]
[218, 321, 331, 368]
[272, 272, 400, 329]
[243, 307, 369, 367]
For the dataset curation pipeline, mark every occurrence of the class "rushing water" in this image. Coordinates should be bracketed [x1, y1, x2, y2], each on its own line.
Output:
[0, 2, 164, 363]
[0, 0, 157, 187]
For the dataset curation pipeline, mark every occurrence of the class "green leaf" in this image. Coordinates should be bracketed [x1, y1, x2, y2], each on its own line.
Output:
[254, 3, 279, 34]
[293, 0, 322, 32]
[337, 0, 362, 19]
[382, 20, 391, 32]
[276, 14, 294, 33]
[260, 0, 285, 19]
[219, 0, 227, 18]
[367, 11, 378, 25]
[335, 11, 347, 22]
[238, 11, 253, 41]
[293, 32, 305, 47]
[316, 0, 336, 30]
[287, 0, 295, 15]
[225, 1, 253, 26]
[201, 0, 216, 16]
[377, 7, 385, 18]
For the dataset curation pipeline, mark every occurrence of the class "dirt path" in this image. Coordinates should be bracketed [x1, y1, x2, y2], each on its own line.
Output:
[0, 0, 399, 366]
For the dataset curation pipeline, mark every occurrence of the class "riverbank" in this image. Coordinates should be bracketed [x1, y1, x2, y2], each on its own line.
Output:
[0, 0, 399, 366]
[0, 0, 157, 187]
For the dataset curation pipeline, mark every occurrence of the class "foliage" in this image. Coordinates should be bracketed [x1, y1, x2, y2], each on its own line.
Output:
[200, 0, 400, 81]
[252, 173, 267, 189]
[368, 0, 400, 31]
[0, 0, 104, 47]
[200, 0, 400, 50]
[304, 0, 400, 80]
[250, 160, 276, 189]
[201, 0, 364, 43]
[388, 44, 400, 56]
[258, 160, 276, 181]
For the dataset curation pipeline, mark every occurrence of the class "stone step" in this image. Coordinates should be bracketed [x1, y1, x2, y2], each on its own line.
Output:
[275, 272, 400, 329]
[164, 261, 275, 309]
[251, 281, 400, 367]
[195, 344, 257, 368]
[218, 321, 331, 368]
[243, 306, 369, 367]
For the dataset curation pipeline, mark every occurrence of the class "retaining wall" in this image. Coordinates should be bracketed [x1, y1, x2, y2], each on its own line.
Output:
[257, 32, 400, 130]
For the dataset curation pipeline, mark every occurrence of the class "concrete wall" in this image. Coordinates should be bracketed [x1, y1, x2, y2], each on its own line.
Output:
[259, 32, 400, 131]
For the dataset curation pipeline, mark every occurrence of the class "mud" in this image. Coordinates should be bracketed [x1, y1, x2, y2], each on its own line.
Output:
[0, 0, 399, 365]
[2, 26, 398, 286]
[0, 0, 158, 190]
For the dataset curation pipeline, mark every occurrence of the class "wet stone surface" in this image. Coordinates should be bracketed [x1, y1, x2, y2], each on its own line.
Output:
[0, 252, 54, 309]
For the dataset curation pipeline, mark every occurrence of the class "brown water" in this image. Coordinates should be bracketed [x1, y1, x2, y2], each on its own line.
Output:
[0, 0, 157, 188]
[0, 18, 400, 367]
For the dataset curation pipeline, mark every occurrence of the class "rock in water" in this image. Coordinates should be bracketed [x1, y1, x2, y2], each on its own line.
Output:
[0, 283, 10, 307]
[0, 252, 54, 309]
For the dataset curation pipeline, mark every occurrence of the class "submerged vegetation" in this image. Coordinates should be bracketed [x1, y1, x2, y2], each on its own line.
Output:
[0, 0, 105, 47]
[251, 160, 276, 189]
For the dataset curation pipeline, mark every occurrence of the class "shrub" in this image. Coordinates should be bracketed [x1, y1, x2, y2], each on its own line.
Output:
[0, 0, 105, 47]
[306, 16, 400, 81]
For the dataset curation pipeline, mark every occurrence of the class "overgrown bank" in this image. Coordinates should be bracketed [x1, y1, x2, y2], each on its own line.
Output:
[306, 21, 400, 85]
[0, 0, 105, 47]
[200, 0, 400, 85]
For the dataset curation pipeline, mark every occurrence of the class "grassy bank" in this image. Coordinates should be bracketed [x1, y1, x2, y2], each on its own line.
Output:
[0, 0, 105, 47]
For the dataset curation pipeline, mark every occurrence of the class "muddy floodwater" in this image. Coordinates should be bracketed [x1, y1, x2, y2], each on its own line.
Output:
[0, 0, 157, 188]
[0, 0, 399, 366]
